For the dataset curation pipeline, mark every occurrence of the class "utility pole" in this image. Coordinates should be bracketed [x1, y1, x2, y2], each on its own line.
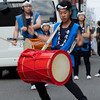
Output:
[79, 0, 81, 11]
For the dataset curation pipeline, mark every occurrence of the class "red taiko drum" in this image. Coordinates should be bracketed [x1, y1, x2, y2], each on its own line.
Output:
[17, 49, 72, 86]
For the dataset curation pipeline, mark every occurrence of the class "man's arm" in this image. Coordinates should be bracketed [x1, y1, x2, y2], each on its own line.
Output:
[13, 20, 19, 39]
[28, 15, 41, 35]
[35, 33, 50, 42]
[11, 20, 19, 46]
[76, 28, 84, 47]
[28, 15, 41, 30]
[32, 15, 41, 30]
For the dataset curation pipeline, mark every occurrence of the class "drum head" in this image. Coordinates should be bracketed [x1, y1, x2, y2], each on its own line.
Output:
[52, 53, 71, 83]
[23, 38, 32, 50]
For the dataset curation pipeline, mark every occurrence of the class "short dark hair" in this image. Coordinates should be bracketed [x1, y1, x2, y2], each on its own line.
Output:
[56, 1, 72, 11]
[97, 21, 100, 26]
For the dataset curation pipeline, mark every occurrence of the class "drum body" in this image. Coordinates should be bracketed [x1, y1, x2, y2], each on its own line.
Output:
[23, 38, 51, 50]
[17, 49, 72, 85]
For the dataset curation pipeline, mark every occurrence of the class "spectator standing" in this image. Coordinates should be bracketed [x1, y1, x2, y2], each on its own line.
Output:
[74, 11, 91, 80]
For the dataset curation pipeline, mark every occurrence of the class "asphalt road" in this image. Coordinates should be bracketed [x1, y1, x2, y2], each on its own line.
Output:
[0, 55, 100, 100]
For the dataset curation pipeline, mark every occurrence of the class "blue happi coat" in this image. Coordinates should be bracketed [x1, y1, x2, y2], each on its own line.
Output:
[51, 22, 80, 66]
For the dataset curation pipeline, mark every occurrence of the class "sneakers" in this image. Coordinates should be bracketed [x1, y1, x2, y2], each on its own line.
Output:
[87, 75, 92, 79]
[31, 85, 36, 90]
[31, 84, 48, 90]
[74, 75, 92, 80]
[74, 76, 79, 80]
[45, 83, 48, 87]
[94, 73, 100, 77]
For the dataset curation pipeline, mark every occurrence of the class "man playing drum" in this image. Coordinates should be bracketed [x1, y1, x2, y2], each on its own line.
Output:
[30, 1, 88, 100]
[11, 1, 48, 90]
[11, 1, 42, 46]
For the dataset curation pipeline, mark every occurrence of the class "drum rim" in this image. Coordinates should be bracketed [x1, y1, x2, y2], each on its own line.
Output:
[49, 50, 72, 86]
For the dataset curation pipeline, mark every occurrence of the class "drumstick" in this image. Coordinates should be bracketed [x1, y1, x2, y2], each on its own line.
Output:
[0, 30, 23, 43]
[0, 37, 12, 43]
[0, 36, 23, 41]
[50, 26, 53, 35]
[84, 19, 87, 33]
[41, 24, 60, 50]
[33, 41, 43, 45]
[67, 38, 77, 54]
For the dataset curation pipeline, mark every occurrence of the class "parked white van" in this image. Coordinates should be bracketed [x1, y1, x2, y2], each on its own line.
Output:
[0, 0, 59, 78]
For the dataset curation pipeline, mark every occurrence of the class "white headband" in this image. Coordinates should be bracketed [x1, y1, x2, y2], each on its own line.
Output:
[77, 12, 85, 17]
[22, 1, 32, 7]
[42, 23, 50, 28]
[58, 5, 67, 9]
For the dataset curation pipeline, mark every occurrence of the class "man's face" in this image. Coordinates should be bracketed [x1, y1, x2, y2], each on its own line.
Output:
[22, 4, 32, 14]
[43, 25, 50, 32]
[78, 14, 85, 22]
[59, 9, 71, 23]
